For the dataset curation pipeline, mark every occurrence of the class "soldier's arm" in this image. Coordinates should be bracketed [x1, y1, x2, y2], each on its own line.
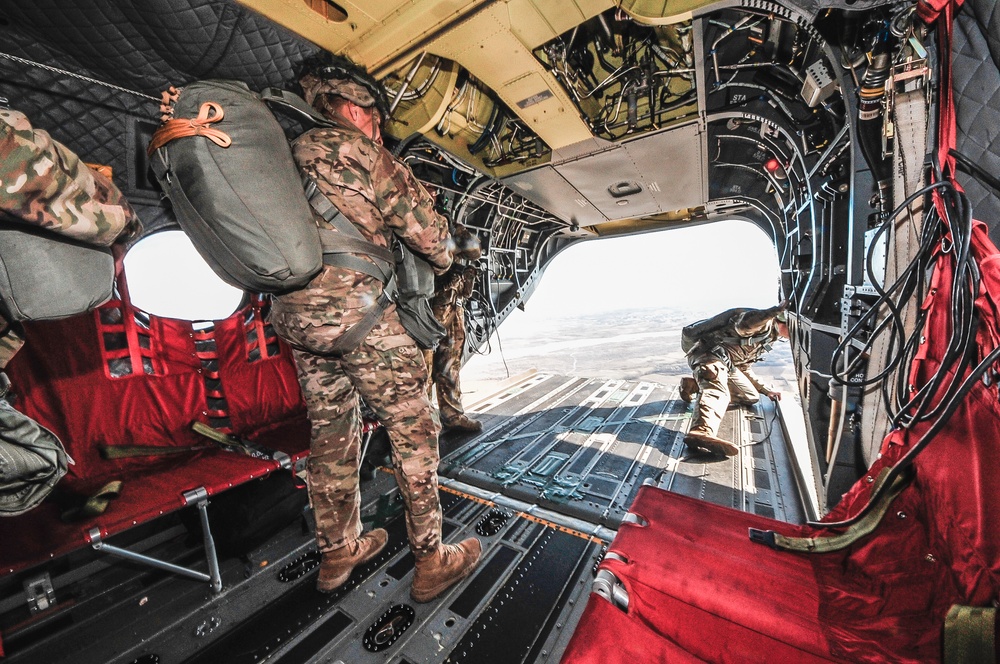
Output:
[1, 109, 136, 246]
[372, 148, 453, 273]
[741, 364, 780, 399]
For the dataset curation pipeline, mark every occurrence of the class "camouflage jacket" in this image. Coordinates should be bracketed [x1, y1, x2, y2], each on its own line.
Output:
[686, 307, 779, 368]
[0, 109, 136, 246]
[273, 123, 453, 331]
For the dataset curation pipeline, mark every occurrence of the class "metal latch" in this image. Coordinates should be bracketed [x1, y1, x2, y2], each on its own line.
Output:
[23, 572, 56, 614]
[882, 59, 930, 159]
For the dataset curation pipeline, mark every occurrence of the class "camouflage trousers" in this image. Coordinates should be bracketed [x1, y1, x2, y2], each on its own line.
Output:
[422, 300, 467, 424]
[688, 358, 759, 437]
[279, 307, 443, 560]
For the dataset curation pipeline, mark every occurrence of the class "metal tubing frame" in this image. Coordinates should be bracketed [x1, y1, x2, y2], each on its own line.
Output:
[88, 487, 223, 593]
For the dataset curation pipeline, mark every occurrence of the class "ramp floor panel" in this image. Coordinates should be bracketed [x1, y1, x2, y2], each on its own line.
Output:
[443, 373, 805, 527]
[0, 474, 603, 664]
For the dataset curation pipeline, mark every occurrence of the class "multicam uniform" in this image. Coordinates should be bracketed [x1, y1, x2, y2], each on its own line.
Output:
[423, 264, 477, 424]
[270, 121, 452, 560]
[684, 308, 780, 439]
[0, 109, 135, 246]
[0, 108, 137, 367]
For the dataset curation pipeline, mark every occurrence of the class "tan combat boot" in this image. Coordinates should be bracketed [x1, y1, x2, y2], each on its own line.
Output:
[683, 430, 739, 457]
[317, 528, 388, 593]
[411, 537, 482, 603]
[442, 414, 483, 433]
[679, 377, 699, 403]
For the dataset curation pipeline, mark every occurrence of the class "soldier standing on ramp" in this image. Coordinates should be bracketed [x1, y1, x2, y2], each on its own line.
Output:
[424, 222, 483, 434]
[679, 304, 789, 457]
[270, 55, 482, 601]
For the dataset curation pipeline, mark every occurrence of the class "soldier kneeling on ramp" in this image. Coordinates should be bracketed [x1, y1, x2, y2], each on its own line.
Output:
[679, 304, 789, 457]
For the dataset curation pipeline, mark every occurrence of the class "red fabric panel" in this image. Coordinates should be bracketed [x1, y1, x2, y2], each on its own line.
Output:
[560, 593, 707, 664]
[564, 486, 955, 663]
[0, 291, 309, 574]
[5, 308, 206, 495]
[0, 428, 308, 575]
[211, 308, 304, 432]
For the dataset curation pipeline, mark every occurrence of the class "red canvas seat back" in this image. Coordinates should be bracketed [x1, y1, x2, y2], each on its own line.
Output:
[562, 485, 956, 664]
[0, 280, 309, 574]
[4, 291, 305, 496]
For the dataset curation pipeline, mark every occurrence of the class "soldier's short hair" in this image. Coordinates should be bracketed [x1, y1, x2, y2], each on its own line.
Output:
[298, 52, 389, 125]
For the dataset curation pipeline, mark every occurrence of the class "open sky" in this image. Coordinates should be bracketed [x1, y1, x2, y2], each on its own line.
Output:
[493, 219, 782, 335]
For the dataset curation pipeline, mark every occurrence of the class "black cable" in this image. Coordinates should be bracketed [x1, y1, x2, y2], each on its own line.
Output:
[951, 148, 1000, 196]
[810, 170, 987, 529]
[830, 180, 952, 388]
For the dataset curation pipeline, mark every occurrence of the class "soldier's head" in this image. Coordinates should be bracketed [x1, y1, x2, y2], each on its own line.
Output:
[774, 309, 789, 340]
[299, 53, 389, 143]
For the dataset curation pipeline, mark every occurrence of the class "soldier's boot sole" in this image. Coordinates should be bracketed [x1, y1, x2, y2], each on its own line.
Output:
[683, 431, 739, 457]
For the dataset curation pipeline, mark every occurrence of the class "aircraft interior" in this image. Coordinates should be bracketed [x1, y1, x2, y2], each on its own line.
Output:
[1, 0, 999, 662]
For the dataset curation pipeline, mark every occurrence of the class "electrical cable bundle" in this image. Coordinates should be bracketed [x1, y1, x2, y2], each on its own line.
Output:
[818, 168, 999, 528]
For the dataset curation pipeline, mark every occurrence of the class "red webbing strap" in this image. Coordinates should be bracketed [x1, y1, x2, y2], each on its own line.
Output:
[249, 295, 270, 360]
[111, 245, 147, 378]
[916, 0, 965, 26]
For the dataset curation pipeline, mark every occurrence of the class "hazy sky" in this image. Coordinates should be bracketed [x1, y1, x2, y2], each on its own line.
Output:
[499, 219, 781, 330]
[124, 230, 245, 321]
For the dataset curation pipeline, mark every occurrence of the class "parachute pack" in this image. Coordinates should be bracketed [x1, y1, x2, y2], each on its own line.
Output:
[148, 80, 325, 294]
[149, 80, 445, 351]
[680, 308, 743, 354]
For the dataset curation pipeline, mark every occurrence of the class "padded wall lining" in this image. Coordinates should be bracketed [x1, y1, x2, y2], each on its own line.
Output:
[0, 0, 317, 233]
[953, 0, 1000, 244]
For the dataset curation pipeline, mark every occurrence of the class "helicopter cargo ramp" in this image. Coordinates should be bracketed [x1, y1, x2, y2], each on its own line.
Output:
[440, 371, 807, 529]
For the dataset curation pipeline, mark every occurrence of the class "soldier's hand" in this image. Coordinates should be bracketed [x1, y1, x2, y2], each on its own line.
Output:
[766, 390, 782, 401]
[453, 225, 482, 261]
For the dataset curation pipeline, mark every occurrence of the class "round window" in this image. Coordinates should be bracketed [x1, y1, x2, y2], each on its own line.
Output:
[122, 230, 245, 322]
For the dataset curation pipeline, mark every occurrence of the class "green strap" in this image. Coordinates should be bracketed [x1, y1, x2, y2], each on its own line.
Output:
[303, 177, 399, 353]
[330, 285, 395, 354]
[61, 480, 123, 521]
[749, 469, 910, 553]
[99, 444, 211, 459]
[944, 605, 997, 664]
[323, 252, 390, 282]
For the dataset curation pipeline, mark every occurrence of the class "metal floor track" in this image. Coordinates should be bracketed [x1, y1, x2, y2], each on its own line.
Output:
[2, 471, 604, 664]
[444, 372, 805, 526]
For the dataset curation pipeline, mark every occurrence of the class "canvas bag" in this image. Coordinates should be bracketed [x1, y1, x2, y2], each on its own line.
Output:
[0, 395, 68, 516]
[0, 109, 134, 321]
[148, 80, 323, 293]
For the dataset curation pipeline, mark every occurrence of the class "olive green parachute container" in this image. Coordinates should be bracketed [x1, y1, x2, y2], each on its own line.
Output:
[149, 80, 323, 293]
